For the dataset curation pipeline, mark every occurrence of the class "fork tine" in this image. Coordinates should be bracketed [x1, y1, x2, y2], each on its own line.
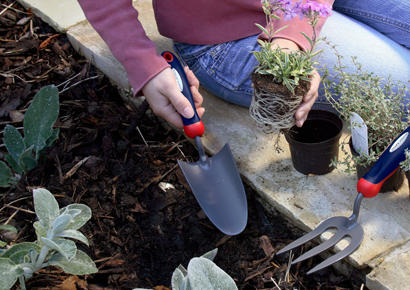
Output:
[277, 217, 340, 255]
[306, 226, 364, 275]
[292, 230, 345, 264]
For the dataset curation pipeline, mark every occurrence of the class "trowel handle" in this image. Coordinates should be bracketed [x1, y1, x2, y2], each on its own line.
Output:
[358, 126, 410, 198]
[161, 51, 205, 139]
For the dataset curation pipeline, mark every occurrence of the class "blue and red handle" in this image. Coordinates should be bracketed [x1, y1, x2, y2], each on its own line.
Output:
[161, 51, 204, 139]
[358, 126, 409, 198]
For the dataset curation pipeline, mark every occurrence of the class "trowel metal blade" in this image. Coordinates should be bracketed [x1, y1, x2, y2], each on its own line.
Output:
[178, 144, 247, 235]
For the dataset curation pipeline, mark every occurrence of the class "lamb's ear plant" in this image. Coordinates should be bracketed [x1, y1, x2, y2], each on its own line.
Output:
[0, 85, 59, 188]
[0, 188, 97, 290]
[133, 248, 237, 290]
[171, 248, 237, 290]
[323, 53, 409, 172]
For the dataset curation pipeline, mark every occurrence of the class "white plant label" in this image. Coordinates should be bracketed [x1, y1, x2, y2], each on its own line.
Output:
[350, 112, 368, 156]
[172, 68, 183, 92]
[389, 132, 408, 153]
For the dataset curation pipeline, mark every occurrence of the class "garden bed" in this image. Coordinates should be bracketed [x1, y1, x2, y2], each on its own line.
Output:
[0, 2, 367, 289]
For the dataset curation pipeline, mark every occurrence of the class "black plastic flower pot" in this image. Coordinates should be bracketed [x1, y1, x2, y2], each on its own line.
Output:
[349, 139, 404, 192]
[285, 110, 343, 175]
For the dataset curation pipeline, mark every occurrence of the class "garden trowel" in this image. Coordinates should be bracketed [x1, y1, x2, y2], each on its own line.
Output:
[161, 51, 248, 235]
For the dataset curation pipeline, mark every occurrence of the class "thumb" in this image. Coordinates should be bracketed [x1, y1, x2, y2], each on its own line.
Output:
[168, 90, 195, 119]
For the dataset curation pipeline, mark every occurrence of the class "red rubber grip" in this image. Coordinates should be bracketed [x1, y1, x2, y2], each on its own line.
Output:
[184, 121, 205, 139]
[357, 168, 398, 198]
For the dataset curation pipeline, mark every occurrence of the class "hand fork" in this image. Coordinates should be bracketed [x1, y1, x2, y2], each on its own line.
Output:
[277, 126, 410, 275]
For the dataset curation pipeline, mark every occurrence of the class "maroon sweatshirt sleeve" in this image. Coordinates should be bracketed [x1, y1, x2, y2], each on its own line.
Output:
[78, 0, 169, 95]
[262, 0, 335, 51]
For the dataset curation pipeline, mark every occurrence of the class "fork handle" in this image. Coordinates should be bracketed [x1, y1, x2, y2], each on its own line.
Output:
[357, 126, 409, 198]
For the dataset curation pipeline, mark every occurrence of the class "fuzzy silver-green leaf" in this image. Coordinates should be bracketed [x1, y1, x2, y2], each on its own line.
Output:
[33, 188, 60, 229]
[4, 125, 25, 163]
[0, 161, 13, 188]
[41, 237, 77, 261]
[187, 257, 237, 290]
[49, 250, 97, 275]
[60, 204, 91, 230]
[23, 85, 59, 154]
[56, 229, 89, 246]
[0, 258, 24, 290]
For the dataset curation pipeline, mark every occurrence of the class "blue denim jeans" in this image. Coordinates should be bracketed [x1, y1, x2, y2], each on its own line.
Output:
[173, 0, 410, 109]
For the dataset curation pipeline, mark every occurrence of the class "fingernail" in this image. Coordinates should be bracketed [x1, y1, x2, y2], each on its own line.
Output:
[183, 107, 194, 118]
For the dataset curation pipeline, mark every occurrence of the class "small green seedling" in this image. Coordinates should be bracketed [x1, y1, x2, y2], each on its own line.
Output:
[0, 188, 97, 290]
[133, 249, 237, 290]
[0, 85, 60, 187]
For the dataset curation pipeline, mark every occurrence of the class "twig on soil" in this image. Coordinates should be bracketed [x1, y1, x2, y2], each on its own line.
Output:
[59, 75, 102, 94]
[0, 196, 31, 213]
[5, 204, 34, 215]
[57, 72, 81, 88]
[94, 253, 121, 264]
[29, 18, 36, 39]
[1, 2, 27, 14]
[54, 154, 64, 184]
[244, 265, 273, 282]
[270, 277, 282, 290]
[0, 1, 16, 17]
[164, 140, 186, 155]
[64, 156, 91, 180]
[284, 250, 294, 283]
[136, 126, 149, 147]
[136, 163, 178, 193]
[0, 120, 21, 126]
[4, 209, 19, 225]
[215, 235, 232, 247]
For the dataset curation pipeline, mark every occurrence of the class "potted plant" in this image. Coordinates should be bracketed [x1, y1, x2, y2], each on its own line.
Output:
[323, 55, 409, 191]
[250, 0, 331, 131]
[250, 0, 343, 175]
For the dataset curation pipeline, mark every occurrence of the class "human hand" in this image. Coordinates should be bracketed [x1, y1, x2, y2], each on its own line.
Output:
[271, 38, 320, 127]
[142, 66, 205, 129]
[294, 70, 320, 127]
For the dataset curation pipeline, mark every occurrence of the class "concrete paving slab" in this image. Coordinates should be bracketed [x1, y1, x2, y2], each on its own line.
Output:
[27, 0, 410, 288]
[67, 22, 130, 90]
[17, 0, 86, 32]
[366, 241, 410, 290]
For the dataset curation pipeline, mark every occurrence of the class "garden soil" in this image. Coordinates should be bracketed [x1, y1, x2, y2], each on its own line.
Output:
[0, 2, 368, 289]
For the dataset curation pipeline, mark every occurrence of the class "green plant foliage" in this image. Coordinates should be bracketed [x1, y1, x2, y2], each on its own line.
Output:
[0, 85, 59, 188]
[171, 248, 237, 290]
[253, 43, 315, 94]
[252, 0, 328, 94]
[0, 188, 97, 290]
[23, 85, 59, 154]
[324, 55, 409, 171]
[400, 149, 410, 172]
[0, 161, 14, 187]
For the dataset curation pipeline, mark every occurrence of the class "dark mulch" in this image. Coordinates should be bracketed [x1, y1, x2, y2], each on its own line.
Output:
[0, 1, 368, 289]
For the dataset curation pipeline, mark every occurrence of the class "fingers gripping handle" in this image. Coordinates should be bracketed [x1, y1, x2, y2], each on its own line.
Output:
[357, 126, 410, 198]
[161, 51, 204, 139]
